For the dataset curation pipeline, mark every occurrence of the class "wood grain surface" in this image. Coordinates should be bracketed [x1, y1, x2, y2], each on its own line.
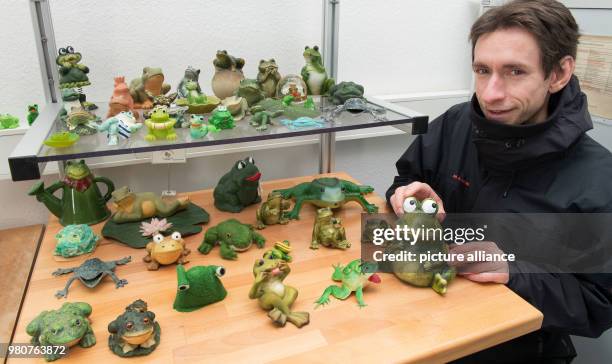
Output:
[9, 173, 542, 364]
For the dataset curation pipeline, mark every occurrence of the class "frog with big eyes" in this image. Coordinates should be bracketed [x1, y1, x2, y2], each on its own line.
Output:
[387, 197, 456, 295]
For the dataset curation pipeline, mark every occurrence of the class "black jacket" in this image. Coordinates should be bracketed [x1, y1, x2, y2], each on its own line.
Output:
[386, 76, 612, 362]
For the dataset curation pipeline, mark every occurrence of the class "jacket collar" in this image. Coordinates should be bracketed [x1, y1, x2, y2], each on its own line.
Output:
[470, 75, 592, 172]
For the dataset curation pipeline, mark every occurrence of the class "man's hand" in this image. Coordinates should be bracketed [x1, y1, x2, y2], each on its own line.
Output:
[448, 241, 509, 284]
[390, 182, 446, 221]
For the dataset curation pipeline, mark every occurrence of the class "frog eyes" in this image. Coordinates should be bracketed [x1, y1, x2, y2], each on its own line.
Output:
[126, 322, 134, 330]
[257, 259, 265, 266]
[215, 266, 226, 277]
[237, 161, 246, 170]
[66, 46, 74, 53]
[421, 199, 438, 214]
[153, 234, 164, 243]
[313, 45, 319, 51]
[403, 197, 418, 213]
[74, 319, 81, 327]
[246, 156, 255, 165]
[143, 317, 149, 324]
[171, 232, 182, 240]
[58, 48, 67, 55]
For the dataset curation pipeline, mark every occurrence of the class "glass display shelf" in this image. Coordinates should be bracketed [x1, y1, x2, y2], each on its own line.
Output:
[9, 97, 428, 181]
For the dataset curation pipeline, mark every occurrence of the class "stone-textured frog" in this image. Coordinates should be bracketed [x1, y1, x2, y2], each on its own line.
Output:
[301, 45, 335, 95]
[54, 224, 99, 259]
[255, 191, 291, 229]
[198, 219, 266, 260]
[273, 177, 378, 220]
[250, 110, 283, 131]
[213, 157, 262, 212]
[388, 197, 456, 295]
[56, 46, 91, 89]
[129, 67, 171, 109]
[143, 232, 190, 270]
[235, 78, 265, 107]
[62, 106, 99, 135]
[249, 249, 309, 328]
[52, 256, 131, 298]
[315, 259, 380, 308]
[111, 186, 189, 223]
[144, 106, 177, 141]
[177, 66, 202, 98]
[211, 50, 245, 99]
[257, 59, 282, 98]
[26, 302, 96, 361]
[328, 81, 365, 105]
[311, 207, 350, 250]
[173, 265, 227, 312]
[108, 299, 160, 357]
[208, 106, 235, 130]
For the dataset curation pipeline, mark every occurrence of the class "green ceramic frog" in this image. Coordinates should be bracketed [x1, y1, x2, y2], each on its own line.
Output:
[315, 259, 380, 308]
[301, 45, 335, 95]
[235, 78, 265, 107]
[56, 46, 90, 89]
[144, 106, 177, 141]
[198, 218, 266, 260]
[26, 302, 96, 361]
[255, 191, 291, 229]
[249, 249, 309, 328]
[108, 299, 160, 357]
[173, 265, 227, 312]
[388, 197, 456, 295]
[213, 157, 262, 212]
[311, 207, 350, 250]
[0, 114, 20, 129]
[54, 224, 99, 258]
[208, 106, 235, 130]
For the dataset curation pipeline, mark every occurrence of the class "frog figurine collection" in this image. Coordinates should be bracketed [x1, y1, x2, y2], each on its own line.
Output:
[388, 197, 456, 295]
[26, 302, 96, 361]
[249, 247, 309, 328]
[213, 157, 262, 212]
[173, 264, 227, 312]
[311, 207, 351, 250]
[108, 299, 161, 357]
[144, 106, 177, 141]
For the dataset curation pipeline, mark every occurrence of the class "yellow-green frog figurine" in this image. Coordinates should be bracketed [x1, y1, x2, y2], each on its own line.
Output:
[311, 207, 350, 250]
[255, 191, 291, 230]
[248, 246, 309, 328]
[144, 106, 177, 141]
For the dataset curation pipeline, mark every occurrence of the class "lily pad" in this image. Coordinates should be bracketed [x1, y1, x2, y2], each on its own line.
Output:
[102, 203, 209, 248]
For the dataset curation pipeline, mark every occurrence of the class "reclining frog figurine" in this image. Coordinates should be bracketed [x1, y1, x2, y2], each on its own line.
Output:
[111, 186, 189, 223]
[388, 197, 456, 295]
[255, 191, 291, 229]
[108, 299, 160, 357]
[311, 207, 350, 250]
[273, 177, 378, 220]
[249, 248, 309, 328]
[26, 302, 96, 361]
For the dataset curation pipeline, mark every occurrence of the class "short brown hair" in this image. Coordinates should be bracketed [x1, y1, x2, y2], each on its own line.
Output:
[470, 0, 579, 76]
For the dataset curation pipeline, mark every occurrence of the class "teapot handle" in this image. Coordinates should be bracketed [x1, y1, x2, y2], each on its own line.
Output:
[93, 177, 115, 203]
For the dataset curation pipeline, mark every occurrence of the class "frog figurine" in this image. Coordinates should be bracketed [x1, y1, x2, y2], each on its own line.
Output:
[54, 224, 99, 259]
[213, 157, 261, 212]
[56, 46, 90, 89]
[108, 299, 160, 357]
[111, 186, 189, 223]
[249, 248, 309, 328]
[198, 219, 266, 260]
[257, 59, 282, 98]
[143, 232, 190, 270]
[107, 76, 138, 118]
[0, 114, 20, 129]
[173, 264, 227, 312]
[27, 104, 39, 125]
[129, 67, 171, 109]
[177, 66, 201, 98]
[26, 302, 96, 361]
[388, 197, 456, 295]
[311, 207, 350, 250]
[328, 81, 365, 105]
[190, 115, 212, 139]
[235, 78, 265, 107]
[301, 45, 335, 95]
[255, 191, 291, 229]
[144, 106, 177, 141]
[315, 259, 381, 308]
[98, 111, 142, 146]
[211, 50, 245, 99]
[208, 106, 235, 130]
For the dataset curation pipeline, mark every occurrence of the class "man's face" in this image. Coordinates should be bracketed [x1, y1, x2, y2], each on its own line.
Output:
[473, 27, 553, 125]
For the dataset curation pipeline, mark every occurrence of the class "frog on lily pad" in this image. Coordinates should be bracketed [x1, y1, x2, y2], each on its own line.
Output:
[198, 219, 266, 260]
[54, 224, 99, 259]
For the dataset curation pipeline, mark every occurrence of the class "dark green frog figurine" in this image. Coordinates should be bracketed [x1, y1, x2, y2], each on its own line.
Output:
[108, 299, 160, 357]
[213, 157, 262, 212]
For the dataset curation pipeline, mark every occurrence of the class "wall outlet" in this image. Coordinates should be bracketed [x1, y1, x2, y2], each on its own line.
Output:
[151, 149, 187, 164]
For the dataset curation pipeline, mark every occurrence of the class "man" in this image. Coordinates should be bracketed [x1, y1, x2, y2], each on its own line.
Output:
[386, 0, 612, 362]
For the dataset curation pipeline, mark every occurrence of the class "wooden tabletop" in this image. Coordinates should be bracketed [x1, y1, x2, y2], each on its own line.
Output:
[9, 172, 542, 364]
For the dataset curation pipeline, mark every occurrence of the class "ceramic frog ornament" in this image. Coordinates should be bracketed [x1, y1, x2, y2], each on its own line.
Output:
[111, 186, 189, 223]
[255, 191, 291, 229]
[273, 177, 378, 220]
[311, 207, 350, 250]
[26, 302, 95, 361]
[389, 197, 456, 295]
[198, 219, 266, 260]
[52, 257, 131, 298]
[235, 78, 265, 107]
[143, 232, 190, 270]
[54, 224, 99, 259]
[173, 265, 227, 312]
[301, 45, 335, 95]
[249, 249, 310, 328]
[257, 59, 282, 98]
[315, 259, 381, 308]
[144, 106, 177, 141]
[108, 299, 160, 357]
[56, 46, 90, 89]
[208, 106, 235, 130]
[177, 66, 201, 98]
[213, 157, 262, 212]
[129, 67, 171, 109]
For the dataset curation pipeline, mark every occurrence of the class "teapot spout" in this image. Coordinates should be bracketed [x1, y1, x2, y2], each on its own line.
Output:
[28, 181, 63, 219]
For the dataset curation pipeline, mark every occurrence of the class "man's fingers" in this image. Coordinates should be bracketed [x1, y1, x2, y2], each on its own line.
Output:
[448, 241, 500, 255]
[453, 261, 507, 274]
[459, 272, 509, 284]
